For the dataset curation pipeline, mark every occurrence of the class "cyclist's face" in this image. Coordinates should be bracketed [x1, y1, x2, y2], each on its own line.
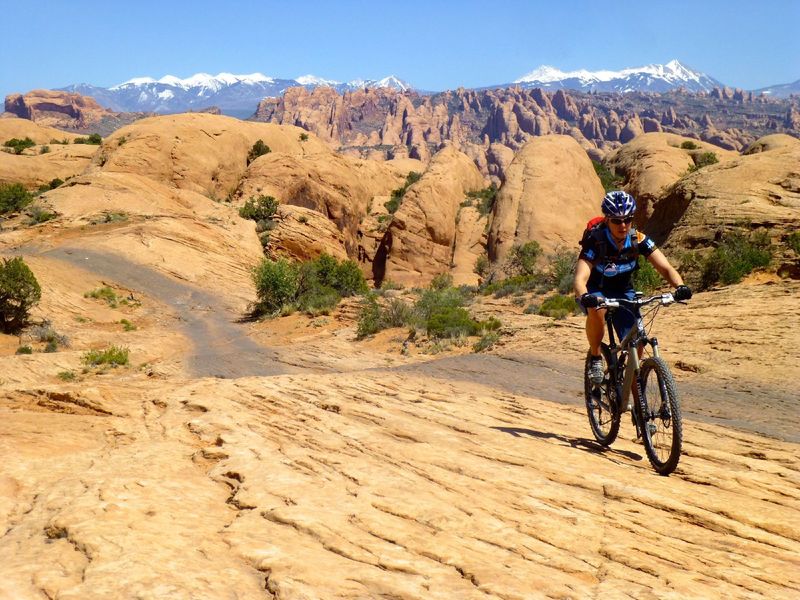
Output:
[607, 217, 632, 233]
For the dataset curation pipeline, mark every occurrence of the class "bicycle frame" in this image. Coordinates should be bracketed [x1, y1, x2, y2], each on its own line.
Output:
[603, 294, 671, 412]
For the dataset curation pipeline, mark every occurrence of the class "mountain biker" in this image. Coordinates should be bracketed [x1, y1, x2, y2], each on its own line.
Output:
[574, 191, 691, 385]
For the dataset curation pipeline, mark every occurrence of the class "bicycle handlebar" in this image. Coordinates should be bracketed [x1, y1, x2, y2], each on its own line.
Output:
[599, 293, 677, 310]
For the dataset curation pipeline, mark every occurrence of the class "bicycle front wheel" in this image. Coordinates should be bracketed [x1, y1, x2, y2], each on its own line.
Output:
[639, 357, 683, 475]
[584, 345, 620, 446]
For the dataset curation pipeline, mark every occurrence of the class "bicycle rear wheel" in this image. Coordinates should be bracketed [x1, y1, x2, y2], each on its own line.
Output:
[639, 357, 683, 475]
[584, 345, 620, 445]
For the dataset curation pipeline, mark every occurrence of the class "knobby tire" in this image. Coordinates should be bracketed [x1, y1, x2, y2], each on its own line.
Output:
[638, 357, 683, 475]
[584, 345, 620, 446]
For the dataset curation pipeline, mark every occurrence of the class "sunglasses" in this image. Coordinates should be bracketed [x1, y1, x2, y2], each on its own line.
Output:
[609, 217, 634, 225]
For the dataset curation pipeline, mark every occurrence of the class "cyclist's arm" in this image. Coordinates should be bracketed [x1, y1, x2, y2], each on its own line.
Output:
[646, 248, 684, 288]
[574, 258, 593, 296]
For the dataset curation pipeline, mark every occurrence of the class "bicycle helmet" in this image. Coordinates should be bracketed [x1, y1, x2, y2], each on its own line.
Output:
[601, 191, 636, 218]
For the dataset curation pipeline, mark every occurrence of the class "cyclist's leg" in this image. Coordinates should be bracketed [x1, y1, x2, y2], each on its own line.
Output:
[578, 291, 606, 356]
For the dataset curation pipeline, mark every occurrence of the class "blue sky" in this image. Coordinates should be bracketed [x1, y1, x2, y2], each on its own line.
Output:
[2, 0, 798, 99]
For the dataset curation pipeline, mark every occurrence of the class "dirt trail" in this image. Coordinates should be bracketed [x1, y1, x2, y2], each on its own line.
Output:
[41, 247, 294, 379]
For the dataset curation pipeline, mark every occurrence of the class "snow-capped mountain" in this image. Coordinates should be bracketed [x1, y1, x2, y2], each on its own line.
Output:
[511, 59, 722, 93]
[59, 72, 414, 115]
[754, 78, 800, 98]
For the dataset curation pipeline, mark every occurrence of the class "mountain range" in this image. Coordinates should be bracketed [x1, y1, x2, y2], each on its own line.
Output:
[54, 60, 798, 116]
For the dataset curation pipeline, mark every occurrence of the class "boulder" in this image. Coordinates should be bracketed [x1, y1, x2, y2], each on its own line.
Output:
[374, 146, 486, 286]
[487, 135, 604, 264]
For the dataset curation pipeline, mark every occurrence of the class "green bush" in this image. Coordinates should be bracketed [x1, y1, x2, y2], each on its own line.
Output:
[0, 183, 34, 214]
[57, 370, 76, 381]
[465, 185, 498, 217]
[29, 320, 69, 349]
[786, 232, 800, 254]
[474, 254, 489, 277]
[39, 145, 50, 154]
[299, 133, 309, 142]
[482, 274, 539, 297]
[83, 345, 129, 366]
[73, 133, 102, 145]
[548, 249, 576, 294]
[385, 171, 422, 214]
[426, 306, 480, 338]
[252, 254, 367, 317]
[505, 241, 542, 276]
[632, 256, 662, 294]
[3, 137, 35, 155]
[689, 152, 719, 172]
[473, 331, 500, 352]
[0, 257, 41, 333]
[356, 294, 383, 338]
[247, 140, 271, 165]
[680, 140, 700, 150]
[592, 161, 624, 192]
[27, 205, 57, 225]
[701, 230, 772, 288]
[538, 294, 580, 319]
[239, 195, 278, 222]
[84, 286, 119, 307]
[16, 345, 33, 355]
[252, 258, 299, 315]
[120, 319, 137, 331]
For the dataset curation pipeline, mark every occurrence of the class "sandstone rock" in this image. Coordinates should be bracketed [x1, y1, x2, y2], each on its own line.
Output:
[619, 117, 644, 143]
[4, 90, 114, 130]
[234, 149, 420, 257]
[650, 134, 800, 276]
[451, 205, 487, 286]
[375, 146, 486, 286]
[267, 205, 349, 262]
[0, 118, 94, 187]
[487, 135, 605, 264]
[603, 133, 737, 226]
[91, 113, 329, 200]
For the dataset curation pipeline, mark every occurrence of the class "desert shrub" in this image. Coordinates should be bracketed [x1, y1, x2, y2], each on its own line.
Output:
[701, 230, 772, 288]
[0, 183, 34, 214]
[252, 258, 299, 315]
[548, 249, 576, 294]
[505, 241, 542, 276]
[37, 178, 64, 194]
[592, 160, 624, 192]
[473, 331, 500, 352]
[83, 345, 129, 366]
[538, 294, 580, 319]
[429, 273, 453, 291]
[474, 254, 490, 277]
[482, 274, 539, 297]
[247, 140, 271, 165]
[84, 286, 119, 307]
[356, 294, 384, 338]
[57, 370, 76, 381]
[0, 257, 41, 333]
[385, 171, 422, 214]
[632, 257, 662, 294]
[786, 232, 800, 254]
[87, 133, 102, 144]
[120, 319, 137, 331]
[3, 137, 35, 154]
[26, 205, 57, 225]
[680, 140, 700, 150]
[239, 195, 278, 223]
[29, 320, 69, 349]
[466, 184, 498, 217]
[426, 306, 481, 338]
[383, 297, 414, 326]
[16, 345, 33, 354]
[299, 133, 309, 141]
[689, 152, 718, 172]
[39, 145, 50, 154]
[252, 254, 366, 317]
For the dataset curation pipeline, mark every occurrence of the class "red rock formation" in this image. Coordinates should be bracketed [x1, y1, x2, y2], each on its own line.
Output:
[4, 90, 114, 129]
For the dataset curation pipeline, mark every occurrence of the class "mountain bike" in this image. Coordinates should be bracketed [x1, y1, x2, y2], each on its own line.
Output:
[584, 292, 684, 475]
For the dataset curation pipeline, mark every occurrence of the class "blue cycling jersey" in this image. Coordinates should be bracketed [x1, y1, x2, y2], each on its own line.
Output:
[579, 224, 657, 295]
